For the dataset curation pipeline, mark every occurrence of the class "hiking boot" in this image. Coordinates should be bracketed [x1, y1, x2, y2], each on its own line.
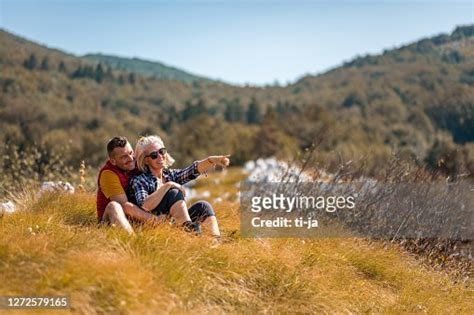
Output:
[182, 221, 202, 235]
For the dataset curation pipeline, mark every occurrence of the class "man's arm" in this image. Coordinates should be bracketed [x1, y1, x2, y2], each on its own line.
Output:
[109, 193, 163, 223]
[109, 193, 128, 206]
[99, 171, 162, 223]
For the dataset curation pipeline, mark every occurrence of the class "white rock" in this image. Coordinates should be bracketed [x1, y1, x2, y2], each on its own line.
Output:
[184, 187, 211, 200]
[195, 190, 211, 199]
[243, 160, 256, 173]
[40, 181, 75, 194]
[0, 201, 16, 214]
[244, 157, 313, 183]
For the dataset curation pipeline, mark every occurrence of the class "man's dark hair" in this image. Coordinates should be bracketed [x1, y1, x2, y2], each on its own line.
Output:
[107, 136, 129, 156]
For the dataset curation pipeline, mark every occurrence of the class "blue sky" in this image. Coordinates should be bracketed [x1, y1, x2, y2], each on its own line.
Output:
[0, 0, 472, 85]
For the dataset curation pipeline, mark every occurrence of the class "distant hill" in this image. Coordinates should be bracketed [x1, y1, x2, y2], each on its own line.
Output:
[82, 53, 215, 83]
[290, 24, 474, 145]
[0, 25, 473, 182]
[340, 24, 474, 68]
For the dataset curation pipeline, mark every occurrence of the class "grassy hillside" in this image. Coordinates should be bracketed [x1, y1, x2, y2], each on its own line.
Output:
[83, 53, 215, 83]
[1, 168, 472, 313]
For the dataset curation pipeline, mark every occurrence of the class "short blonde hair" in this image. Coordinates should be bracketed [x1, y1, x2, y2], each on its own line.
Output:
[135, 135, 175, 172]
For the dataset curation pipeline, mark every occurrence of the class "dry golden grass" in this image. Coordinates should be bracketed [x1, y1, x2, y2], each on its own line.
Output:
[0, 168, 472, 314]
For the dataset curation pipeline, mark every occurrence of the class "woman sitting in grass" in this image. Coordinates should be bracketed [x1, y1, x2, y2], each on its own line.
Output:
[128, 135, 230, 236]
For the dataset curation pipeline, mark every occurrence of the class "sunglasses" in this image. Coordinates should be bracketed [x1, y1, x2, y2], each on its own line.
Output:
[146, 148, 167, 160]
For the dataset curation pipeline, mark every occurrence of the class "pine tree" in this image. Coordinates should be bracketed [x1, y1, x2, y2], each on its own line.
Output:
[128, 73, 136, 84]
[40, 57, 49, 70]
[118, 74, 125, 85]
[58, 61, 67, 73]
[246, 97, 262, 124]
[71, 65, 83, 79]
[181, 98, 207, 121]
[23, 53, 37, 70]
[224, 98, 244, 122]
[95, 64, 104, 83]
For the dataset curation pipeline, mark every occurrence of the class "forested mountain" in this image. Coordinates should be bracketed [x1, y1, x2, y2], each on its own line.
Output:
[1, 25, 473, 183]
[82, 53, 215, 83]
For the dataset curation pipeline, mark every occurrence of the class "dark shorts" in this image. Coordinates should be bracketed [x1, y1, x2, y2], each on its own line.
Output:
[152, 188, 215, 223]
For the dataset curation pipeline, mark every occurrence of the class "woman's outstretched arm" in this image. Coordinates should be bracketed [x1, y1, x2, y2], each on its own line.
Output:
[197, 154, 231, 174]
[167, 155, 231, 185]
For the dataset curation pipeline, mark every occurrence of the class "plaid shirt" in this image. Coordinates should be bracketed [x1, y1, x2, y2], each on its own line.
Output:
[128, 161, 200, 207]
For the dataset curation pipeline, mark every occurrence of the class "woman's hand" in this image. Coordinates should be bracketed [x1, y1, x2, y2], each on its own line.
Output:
[165, 181, 186, 198]
[208, 154, 231, 168]
[197, 155, 231, 174]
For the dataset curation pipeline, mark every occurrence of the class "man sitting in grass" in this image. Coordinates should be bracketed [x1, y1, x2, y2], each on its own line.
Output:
[96, 136, 164, 234]
[96, 136, 227, 235]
